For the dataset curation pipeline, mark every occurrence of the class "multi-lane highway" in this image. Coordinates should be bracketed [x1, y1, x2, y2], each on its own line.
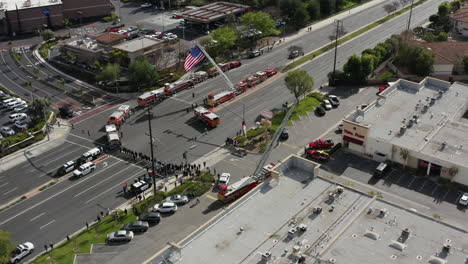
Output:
[0, 0, 448, 262]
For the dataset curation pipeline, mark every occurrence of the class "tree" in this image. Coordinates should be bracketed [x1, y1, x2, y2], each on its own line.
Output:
[438, 2, 450, 17]
[40, 29, 54, 41]
[280, 0, 310, 29]
[110, 49, 128, 65]
[307, 0, 321, 21]
[343, 55, 364, 81]
[461, 55, 468, 73]
[285, 70, 314, 102]
[128, 56, 158, 90]
[240, 11, 280, 36]
[383, 1, 400, 14]
[96, 63, 120, 85]
[361, 54, 375, 79]
[210, 26, 238, 55]
[320, 0, 336, 16]
[0, 230, 15, 263]
[409, 46, 435, 76]
[429, 14, 440, 24]
[29, 97, 51, 123]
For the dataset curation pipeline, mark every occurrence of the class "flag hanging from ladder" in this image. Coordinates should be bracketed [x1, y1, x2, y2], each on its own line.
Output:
[184, 46, 205, 72]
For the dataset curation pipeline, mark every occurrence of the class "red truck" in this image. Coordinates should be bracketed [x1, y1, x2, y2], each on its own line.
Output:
[265, 68, 278, 77]
[164, 80, 194, 95]
[194, 106, 220, 127]
[207, 91, 235, 107]
[234, 81, 249, 95]
[308, 139, 335, 149]
[306, 150, 330, 160]
[137, 88, 165, 107]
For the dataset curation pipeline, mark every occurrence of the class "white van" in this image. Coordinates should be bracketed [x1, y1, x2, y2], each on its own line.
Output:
[3, 98, 17, 107]
[73, 162, 96, 177]
[79, 147, 102, 163]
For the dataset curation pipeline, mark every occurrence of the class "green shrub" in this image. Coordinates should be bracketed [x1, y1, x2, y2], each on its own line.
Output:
[259, 142, 268, 152]
[246, 127, 266, 139]
[199, 171, 215, 183]
[307, 92, 324, 101]
[134, 192, 165, 215]
[235, 136, 247, 144]
[102, 12, 118, 22]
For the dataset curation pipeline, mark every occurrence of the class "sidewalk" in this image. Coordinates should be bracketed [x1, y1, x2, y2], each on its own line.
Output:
[0, 119, 71, 173]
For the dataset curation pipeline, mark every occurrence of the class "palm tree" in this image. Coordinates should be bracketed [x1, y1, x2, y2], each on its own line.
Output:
[399, 147, 409, 169]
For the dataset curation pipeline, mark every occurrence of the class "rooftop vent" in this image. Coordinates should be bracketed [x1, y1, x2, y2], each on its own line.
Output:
[407, 119, 414, 128]
[22, 0, 32, 7]
[428, 256, 447, 264]
[441, 142, 447, 151]
[430, 97, 436, 105]
[261, 252, 272, 261]
[422, 104, 429, 113]
[400, 125, 407, 135]
[364, 230, 380, 240]
[402, 118, 406, 124]
[413, 113, 419, 120]
[442, 243, 451, 253]
[438, 90, 444, 98]
[389, 240, 407, 251]
[415, 103, 420, 110]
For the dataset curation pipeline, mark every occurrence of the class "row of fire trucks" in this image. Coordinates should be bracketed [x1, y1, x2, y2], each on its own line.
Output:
[105, 105, 131, 147]
[193, 106, 220, 127]
[206, 68, 277, 107]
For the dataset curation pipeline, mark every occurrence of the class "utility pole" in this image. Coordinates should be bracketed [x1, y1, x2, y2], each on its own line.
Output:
[147, 106, 157, 196]
[406, 0, 415, 31]
[332, 20, 342, 86]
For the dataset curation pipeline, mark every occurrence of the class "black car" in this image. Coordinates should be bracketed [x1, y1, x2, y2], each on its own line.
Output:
[122, 221, 149, 232]
[315, 106, 326, 116]
[59, 107, 74, 119]
[280, 127, 289, 140]
[139, 212, 161, 224]
[249, 50, 261, 58]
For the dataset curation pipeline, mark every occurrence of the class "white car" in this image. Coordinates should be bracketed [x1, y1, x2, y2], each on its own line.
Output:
[153, 202, 177, 213]
[9, 113, 27, 123]
[1, 126, 15, 136]
[15, 121, 28, 130]
[10, 242, 34, 263]
[218, 173, 231, 186]
[165, 195, 189, 204]
[5, 99, 20, 108]
[73, 162, 96, 178]
[323, 100, 332, 110]
[107, 230, 134, 243]
[117, 29, 127, 34]
[459, 192, 468, 206]
[8, 100, 26, 110]
[3, 98, 17, 106]
[13, 104, 28, 113]
[141, 3, 152, 8]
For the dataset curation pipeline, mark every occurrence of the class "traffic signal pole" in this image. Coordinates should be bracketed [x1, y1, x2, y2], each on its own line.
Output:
[147, 105, 157, 196]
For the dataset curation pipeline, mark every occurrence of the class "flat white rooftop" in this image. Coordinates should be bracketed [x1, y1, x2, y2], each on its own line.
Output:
[0, 0, 62, 11]
[148, 155, 467, 264]
[347, 78, 468, 167]
[113, 37, 162, 53]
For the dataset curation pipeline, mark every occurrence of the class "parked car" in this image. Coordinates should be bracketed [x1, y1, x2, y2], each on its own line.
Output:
[73, 162, 96, 178]
[117, 29, 127, 34]
[3, 98, 17, 107]
[15, 121, 28, 130]
[218, 173, 231, 186]
[306, 150, 330, 160]
[328, 95, 340, 107]
[315, 106, 326, 116]
[9, 113, 27, 123]
[1, 126, 15, 136]
[249, 50, 261, 58]
[109, 28, 120, 32]
[138, 212, 161, 224]
[122, 221, 149, 232]
[13, 105, 28, 113]
[126, 26, 138, 32]
[374, 162, 390, 177]
[5, 99, 20, 108]
[153, 202, 177, 213]
[140, 28, 154, 35]
[107, 230, 134, 243]
[10, 242, 34, 263]
[309, 139, 334, 149]
[378, 84, 389, 92]
[458, 193, 468, 206]
[59, 160, 76, 175]
[141, 3, 152, 8]
[8, 100, 26, 110]
[59, 107, 74, 118]
[165, 194, 189, 205]
[280, 127, 289, 140]
[323, 100, 332, 110]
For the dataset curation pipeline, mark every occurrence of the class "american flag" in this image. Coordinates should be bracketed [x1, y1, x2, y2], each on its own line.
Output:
[184, 46, 205, 72]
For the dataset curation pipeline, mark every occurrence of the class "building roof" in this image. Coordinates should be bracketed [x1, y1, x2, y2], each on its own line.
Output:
[95, 32, 126, 44]
[449, 3, 468, 23]
[409, 40, 468, 65]
[147, 155, 467, 264]
[181, 1, 249, 23]
[112, 37, 162, 53]
[0, 0, 62, 11]
[346, 78, 468, 168]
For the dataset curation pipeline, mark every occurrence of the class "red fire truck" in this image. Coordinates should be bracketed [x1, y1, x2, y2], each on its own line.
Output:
[265, 68, 278, 77]
[246, 71, 267, 87]
[164, 80, 194, 95]
[207, 91, 235, 107]
[117, 105, 131, 117]
[234, 81, 249, 95]
[219, 62, 231, 72]
[137, 88, 165, 107]
[108, 111, 125, 126]
[194, 106, 220, 127]
[217, 164, 275, 203]
[207, 67, 219, 78]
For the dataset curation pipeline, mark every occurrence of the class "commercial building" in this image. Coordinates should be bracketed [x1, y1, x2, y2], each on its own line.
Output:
[450, 3, 468, 37]
[0, 0, 113, 35]
[342, 78, 468, 186]
[147, 155, 467, 264]
[61, 32, 126, 63]
[181, 1, 249, 30]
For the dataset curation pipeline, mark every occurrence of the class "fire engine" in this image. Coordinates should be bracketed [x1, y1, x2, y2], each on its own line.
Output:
[108, 111, 126, 126]
[234, 81, 249, 95]
[246, 71, 267, 87]
[217, 163, 275, 203]
[137, 88, 165, 107]
[117, 105, 131, 117]
[265, 68, 278, 77]
[207, 67, 219, 78]
[207, 91, 235, 107]
[164, 80, 193, 95]
[194, 106, 220, 127]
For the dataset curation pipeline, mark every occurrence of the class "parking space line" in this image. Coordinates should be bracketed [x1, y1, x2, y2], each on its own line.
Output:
[205, 194, 218, 201]
[3, 187, 17, 195]
[39, 219, 55, 230]
[451, 191, 463, 203]
[430, 184, 439, 196]
[0, 182, 9, 188]
[406, 177, 415, 188]
[418, 180, 428, 192]
[30, 212, 45, 221]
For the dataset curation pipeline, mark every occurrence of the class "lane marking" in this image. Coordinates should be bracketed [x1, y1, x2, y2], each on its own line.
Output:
[3, 187, 17, 196]
[39, 146, 84, 167]
[30, 212, 45, 221]
[72, 101, 120, 126]
[0, 182, 9, 188]
[205, 194, 218, 201]
[39, 219, 55, 230]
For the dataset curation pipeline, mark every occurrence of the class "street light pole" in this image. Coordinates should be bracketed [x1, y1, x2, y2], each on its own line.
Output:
[406, 0, 415, 31]
[147, 106, 157, 196]
[332, 20, 342, 86]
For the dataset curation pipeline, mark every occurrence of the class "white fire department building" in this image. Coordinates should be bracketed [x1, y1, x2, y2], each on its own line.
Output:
[342, 77, 468, 186]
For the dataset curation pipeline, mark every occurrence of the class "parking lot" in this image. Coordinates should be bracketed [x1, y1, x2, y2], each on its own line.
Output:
[0, 93, 31, 140]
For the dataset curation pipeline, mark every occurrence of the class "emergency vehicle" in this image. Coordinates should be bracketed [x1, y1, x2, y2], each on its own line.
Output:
[108, 111, 126, 126]
[78, 147, 102, 164]
[192, 71, 208, 84]
[137, 88, 165, 106]
[265, 68, 278, 77]
[234, 81, 249, 95]
[130, 179, 152, 195]
[229, 61, 242, 69]
[219, 62, 231, 72]
[207, 67, 219, 77]
[246, 71, 267, 87]
[194, 106, 220, 127]
[164, 80, 193, 95]
[308, 139, 334, 149]
[217, 164, 274, 203]
[207, 91, 235, 107]
[105, 124, 120, 147]
[117, 105, 131, 117]
[306, 150, 330, 160]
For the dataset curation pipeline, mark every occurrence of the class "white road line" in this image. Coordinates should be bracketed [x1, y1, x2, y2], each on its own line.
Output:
[39, 219, 55, 230]
[40, 146, 84, 167]
[72, 101, 120, 126]
[0, 158, 123, 226]
[3, 187, 17, 195]
[0, 182, 9, 188]
[167, 96, 193, 105]
[85, 170, 144, 204]
[30, 212, 45, 221]
[73, 164, 135, 198]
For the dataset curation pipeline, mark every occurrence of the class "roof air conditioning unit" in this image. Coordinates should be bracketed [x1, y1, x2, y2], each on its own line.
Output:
[407, 119, 414, 128]
[430, 97, 436, 105]
[400, 125, 407, 135]
[261, 252, 271, 261]
[441, 142, 447, 151]
[422, 104, 429, 113]
[438, 90, 444, 98]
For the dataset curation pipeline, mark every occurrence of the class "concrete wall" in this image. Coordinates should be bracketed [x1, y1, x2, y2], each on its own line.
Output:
[271, 155, 320, 181]
[433, 64, 454, 76]
[5, 5, 63, 34]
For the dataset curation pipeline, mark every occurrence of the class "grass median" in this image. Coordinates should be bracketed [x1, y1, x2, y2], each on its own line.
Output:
[282, 0, 429, 72]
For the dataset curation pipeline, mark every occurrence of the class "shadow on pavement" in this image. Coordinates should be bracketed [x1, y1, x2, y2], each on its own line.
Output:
[202, 200, 224, 214]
